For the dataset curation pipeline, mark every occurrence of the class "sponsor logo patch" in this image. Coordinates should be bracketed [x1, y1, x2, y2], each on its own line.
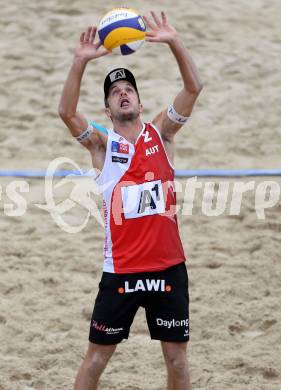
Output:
[91, 320, 123, 335]
[111, 141, 129, 154]
[121, 180, 165, 219]
[112, 156, 128, 164]
[156, 318, 189, 330]
[118, 143, 129, 154]
[118, 279, 172, 293]
[109, 69, 126, 83]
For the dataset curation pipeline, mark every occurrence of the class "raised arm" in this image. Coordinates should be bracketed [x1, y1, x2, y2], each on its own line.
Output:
[144, 12, 203, 144]
[58, 26, 110, 152]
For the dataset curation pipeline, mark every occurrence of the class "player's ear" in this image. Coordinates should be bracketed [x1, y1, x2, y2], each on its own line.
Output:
[105, 107, 112, 120]
[139, 103, 144, 113]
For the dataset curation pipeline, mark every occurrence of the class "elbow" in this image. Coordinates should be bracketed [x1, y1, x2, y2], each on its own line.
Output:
[190, 82, 203, 96]
[58, 104, 66, 119]
[58, 105, 73, 122]
[184, 81, 203, 96]
[197, 82, 203, 94]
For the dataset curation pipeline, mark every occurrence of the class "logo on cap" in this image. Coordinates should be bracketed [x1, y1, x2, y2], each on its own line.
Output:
[109, 69, 126, 83]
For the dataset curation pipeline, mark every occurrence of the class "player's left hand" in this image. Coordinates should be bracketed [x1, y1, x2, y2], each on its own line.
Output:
[143, 11, 178, 44]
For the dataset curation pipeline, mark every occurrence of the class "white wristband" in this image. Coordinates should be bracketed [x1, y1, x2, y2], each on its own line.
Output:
[167, 105, 189, 124]
[75, 124, 94, 142]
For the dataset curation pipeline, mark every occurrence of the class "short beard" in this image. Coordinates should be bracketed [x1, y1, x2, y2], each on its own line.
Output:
[113, 109, 140, 122]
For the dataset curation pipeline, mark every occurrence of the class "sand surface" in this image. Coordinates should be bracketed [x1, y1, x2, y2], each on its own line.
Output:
[0, 0, 280, 389]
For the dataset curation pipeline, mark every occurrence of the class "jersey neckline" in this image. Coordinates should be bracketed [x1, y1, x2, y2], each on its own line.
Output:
[112, 122, 146, 146]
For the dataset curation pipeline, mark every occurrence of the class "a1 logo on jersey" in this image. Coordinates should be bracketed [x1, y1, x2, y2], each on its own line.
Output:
[121, 180, 165, 219]
[111, 141, 129, 154]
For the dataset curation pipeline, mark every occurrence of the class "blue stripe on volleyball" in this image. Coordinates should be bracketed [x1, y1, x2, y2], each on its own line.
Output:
[120, 44, 135, 55]
[89, 120, 108, 135]
[98, 17, 145, 43]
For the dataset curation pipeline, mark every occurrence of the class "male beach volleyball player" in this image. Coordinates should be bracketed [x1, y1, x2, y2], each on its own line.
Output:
[59, 11, 202, 390]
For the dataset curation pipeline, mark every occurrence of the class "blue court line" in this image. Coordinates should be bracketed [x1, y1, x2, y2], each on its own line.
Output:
[0, 169, 281, 178]
[175, 169, 281, 177]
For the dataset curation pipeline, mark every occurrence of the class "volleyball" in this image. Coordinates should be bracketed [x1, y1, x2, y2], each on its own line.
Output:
[98, 8, 146, 55]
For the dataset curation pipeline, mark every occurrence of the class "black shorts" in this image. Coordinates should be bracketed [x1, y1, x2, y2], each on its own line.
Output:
[89, 262, 189, 345]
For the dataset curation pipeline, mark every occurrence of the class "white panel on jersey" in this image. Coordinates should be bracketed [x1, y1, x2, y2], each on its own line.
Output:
[121, 180, 165, 219]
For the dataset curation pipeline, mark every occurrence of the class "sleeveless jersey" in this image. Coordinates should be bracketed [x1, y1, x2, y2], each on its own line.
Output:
[95, 122, 186, 274]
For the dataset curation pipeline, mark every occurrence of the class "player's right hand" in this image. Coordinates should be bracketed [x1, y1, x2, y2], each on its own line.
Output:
[74, 26, 111, 61]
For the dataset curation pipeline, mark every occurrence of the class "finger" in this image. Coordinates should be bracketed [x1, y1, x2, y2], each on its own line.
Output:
[89, 26, 97, 44]
[84, 26, 91, 42]
[103, 49, 112, 56]
[98, 48, 112, 57]
[80, 32, 85, 43]
[145, 36, 160, 43]
[161, 11, 167, 25]
[151, 11, 162, 27]
[145, 31, 157, 37]
[143, 15, 157, 30]
[95, 40, 102, 49]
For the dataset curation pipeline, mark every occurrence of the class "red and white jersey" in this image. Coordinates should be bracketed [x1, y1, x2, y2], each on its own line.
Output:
[95, 122, 186, 274]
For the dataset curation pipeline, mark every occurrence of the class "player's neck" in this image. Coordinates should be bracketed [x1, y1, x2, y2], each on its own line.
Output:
[113, 117, 143, 144]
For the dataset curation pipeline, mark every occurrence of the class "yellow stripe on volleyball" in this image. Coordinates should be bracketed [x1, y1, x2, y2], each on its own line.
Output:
[104, 27, 146, 50]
